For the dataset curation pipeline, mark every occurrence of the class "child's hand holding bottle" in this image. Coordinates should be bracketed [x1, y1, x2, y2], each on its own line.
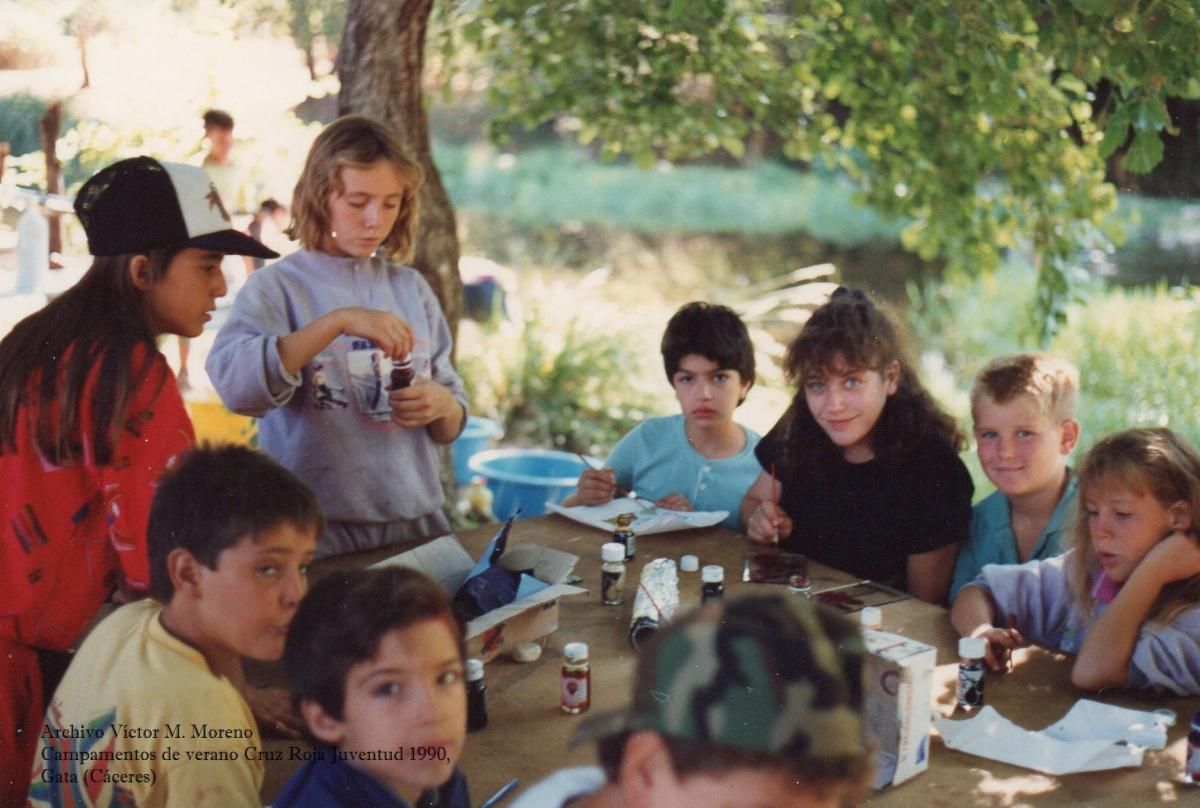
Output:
[337, 306, 414, 359]
[971, 620, 1025, 672]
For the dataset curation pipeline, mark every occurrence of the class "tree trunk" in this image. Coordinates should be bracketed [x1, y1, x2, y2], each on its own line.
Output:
[336, 0, 465, 519]
[40, 102, 63, 260]
[336, 0, 462, 335]
[79, 34, 91, 89]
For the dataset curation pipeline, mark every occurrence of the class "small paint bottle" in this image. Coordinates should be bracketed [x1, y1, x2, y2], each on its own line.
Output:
[389, 354, 415, 390]
[701, 565, 725, 606]
[561, 642, 591, 714]
[956, 637, 987, 711]
[465, 658, 487, 732]
[612, 512, 636, 562]
[1185, 710, 1200, 784]
[600, 542, 626, 605]
[860, 606, 882, 631]
[787, 572, 813, 600]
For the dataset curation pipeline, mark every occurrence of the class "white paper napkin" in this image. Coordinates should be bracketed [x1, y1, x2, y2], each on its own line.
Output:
[933, 700, 1168, 775]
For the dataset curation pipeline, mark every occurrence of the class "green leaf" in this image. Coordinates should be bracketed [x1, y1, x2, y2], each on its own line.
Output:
[1122, 130, 1164, 174]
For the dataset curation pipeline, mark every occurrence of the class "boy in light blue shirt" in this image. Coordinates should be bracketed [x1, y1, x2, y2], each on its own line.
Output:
[950, 353, 1081, 601]
[563, 303, 759, 530]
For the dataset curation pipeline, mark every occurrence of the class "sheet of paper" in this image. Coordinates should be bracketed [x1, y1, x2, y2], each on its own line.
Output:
[546, 499, 727, 535]
[933, 700, 1170, 775]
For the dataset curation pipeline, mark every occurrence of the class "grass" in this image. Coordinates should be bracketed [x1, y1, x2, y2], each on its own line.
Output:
[434, 141, 905, 247]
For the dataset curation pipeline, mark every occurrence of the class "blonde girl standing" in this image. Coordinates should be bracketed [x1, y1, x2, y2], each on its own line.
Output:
[208, 115, 467, 558]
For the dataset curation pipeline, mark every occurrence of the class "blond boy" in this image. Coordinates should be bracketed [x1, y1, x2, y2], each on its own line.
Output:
[949, 353, 1081, 602]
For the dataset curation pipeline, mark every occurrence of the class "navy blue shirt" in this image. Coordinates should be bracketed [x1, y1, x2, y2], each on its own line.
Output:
[273, 747, 471, 808]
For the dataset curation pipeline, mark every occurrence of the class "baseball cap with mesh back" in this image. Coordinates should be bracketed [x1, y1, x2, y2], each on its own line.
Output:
[74, 156, 277, 259]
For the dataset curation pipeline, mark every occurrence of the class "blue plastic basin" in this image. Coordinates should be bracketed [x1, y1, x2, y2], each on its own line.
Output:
[467, 448, 590, 519]
[452, 416, 504, 485]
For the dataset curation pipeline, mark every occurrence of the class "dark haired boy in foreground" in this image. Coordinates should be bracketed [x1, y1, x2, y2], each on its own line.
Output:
[564, 302, 760, 529]
[28, 445, 320, 807]
[511, 592, 870, 808]
[275, 567, 470, 808]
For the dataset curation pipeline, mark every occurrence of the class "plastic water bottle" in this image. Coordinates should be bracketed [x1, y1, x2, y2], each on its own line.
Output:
[15, 204, 49, 294]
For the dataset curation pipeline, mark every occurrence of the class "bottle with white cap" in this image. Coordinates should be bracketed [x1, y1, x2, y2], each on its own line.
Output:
[466, 658, 488, 731]
[600, 542, 626, 605]
[561, 642, 591, 714]
[860, 606, 882, 631]
[956, 637, 987, 711]
[700, 565, 725, 605]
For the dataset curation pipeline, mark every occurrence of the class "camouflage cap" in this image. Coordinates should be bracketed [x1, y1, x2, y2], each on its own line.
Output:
[575, 592, 865, 760]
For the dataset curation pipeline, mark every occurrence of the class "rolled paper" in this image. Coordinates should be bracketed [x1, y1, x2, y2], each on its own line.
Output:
[629, 558, 679, 651]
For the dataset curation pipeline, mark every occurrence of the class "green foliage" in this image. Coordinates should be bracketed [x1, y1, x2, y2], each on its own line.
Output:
[908, 261, 1200, 464]
[456, 276, 672, 456]
[434, 141, 902, 245]
[0, 95, 66, 157]
[444, 1, 1200, 335]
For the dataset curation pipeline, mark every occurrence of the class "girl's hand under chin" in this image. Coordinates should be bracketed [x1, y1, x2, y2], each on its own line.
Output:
[1139, 530, 1200, 584]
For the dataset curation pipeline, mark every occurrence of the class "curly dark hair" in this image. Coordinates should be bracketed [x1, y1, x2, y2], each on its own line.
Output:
[775, 287, 964, 475]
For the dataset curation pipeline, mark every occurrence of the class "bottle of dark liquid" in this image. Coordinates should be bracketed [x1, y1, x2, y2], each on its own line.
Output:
[389, 354, 415, 390]
[466, 658, 488, 732]
[612, 512, 636, 562]
[1186, 710, 1200, 784]
[701, 565, 725, 606]
[956, 637, 986, 711]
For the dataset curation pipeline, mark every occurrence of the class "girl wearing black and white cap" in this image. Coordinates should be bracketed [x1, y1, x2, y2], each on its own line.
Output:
[0, 156, 276, 803]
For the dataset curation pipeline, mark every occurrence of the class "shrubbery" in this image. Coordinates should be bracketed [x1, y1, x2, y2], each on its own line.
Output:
[909, 260, 1200, 475]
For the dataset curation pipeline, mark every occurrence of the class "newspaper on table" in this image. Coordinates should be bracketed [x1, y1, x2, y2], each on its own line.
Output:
[932, 700, 1170, 775]
[546, 498, 727, 535]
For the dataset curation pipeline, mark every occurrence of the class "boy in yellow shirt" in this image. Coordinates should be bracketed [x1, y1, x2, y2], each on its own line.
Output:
[27, 445, 321, 806]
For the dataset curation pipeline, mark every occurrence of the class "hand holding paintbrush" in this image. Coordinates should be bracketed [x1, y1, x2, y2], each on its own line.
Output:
[566, 454, 655, 510]
[746, 463, 793, 544]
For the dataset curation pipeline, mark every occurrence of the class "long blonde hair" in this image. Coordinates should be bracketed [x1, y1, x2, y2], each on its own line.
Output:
[287, 115, 424, 260]
[1068, 428, 1200, 621]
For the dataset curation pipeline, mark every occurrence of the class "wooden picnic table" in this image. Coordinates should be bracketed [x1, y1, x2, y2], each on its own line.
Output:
[258, 514, 1199, 807]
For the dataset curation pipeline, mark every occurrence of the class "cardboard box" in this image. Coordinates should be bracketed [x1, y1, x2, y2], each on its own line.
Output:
[372, 535, 586, 662]
[862, 629, 936, 790]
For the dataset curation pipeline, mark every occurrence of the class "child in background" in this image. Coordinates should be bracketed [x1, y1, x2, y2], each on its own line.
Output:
[277, 566, 470, 808]
[248, 197, 291, 269]
[952, 428, 1200, 694]
[563, 302, 760, 530]
[510, 592, 869, 808]
[28, 445, 321, 806]
[208, 115, 467, 558]
[0, 157, 276, 804]
[949, 354, 1081, 601]
[741, 287, 973, 604]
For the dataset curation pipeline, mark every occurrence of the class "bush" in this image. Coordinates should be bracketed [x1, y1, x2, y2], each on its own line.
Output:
[456, 273, 672, 456]
[909, 260, 1200, 482]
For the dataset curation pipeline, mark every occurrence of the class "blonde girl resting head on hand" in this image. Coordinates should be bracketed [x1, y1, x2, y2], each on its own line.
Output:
[952, 427, 1200, 694]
